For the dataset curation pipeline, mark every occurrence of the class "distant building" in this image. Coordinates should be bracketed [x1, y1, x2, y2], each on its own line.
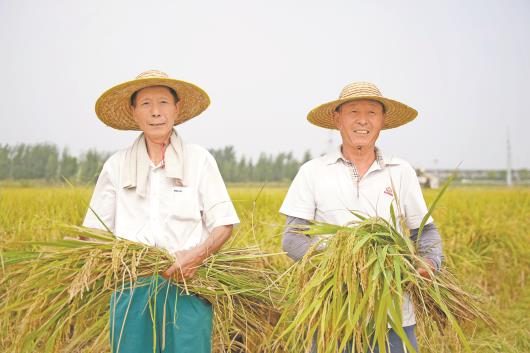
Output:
[416, 168, 440, 189]
[414, 168, 529, 186]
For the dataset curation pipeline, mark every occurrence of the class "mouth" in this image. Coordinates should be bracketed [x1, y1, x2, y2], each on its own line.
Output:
[353, 129, 370, 135]
[148, 122, 166, 127]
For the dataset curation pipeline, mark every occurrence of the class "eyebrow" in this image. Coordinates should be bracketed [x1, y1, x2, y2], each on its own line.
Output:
[350, 102, 379, 107]
[139, 95, 172, 101]
[350, 102, 384, 110]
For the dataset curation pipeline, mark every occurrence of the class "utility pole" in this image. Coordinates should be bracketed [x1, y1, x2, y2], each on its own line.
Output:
[507, 129, 513, 187]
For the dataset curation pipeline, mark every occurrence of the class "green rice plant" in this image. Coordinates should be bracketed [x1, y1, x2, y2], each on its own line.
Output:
[417, 187, 530, 353]
[270, 217, 494, 353]
[0, 225, 283, 353]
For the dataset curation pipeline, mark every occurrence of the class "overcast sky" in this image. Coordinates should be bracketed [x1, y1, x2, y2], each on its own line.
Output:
[1, 0, 529, 169]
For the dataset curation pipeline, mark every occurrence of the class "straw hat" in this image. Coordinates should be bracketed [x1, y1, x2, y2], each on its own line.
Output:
[95, 70, 210, 130]
[307, 82, 418, 130]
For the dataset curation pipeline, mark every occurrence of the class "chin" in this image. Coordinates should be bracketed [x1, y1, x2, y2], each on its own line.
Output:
[349, 140, 370, 148]
[145, 130, 171, 141]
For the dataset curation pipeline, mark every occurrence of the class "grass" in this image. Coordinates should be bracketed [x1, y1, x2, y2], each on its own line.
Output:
[0, 185, 529, 352]
[270, 185, 494, 353]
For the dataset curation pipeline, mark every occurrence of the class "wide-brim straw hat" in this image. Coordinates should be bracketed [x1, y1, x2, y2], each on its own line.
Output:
[307, 82, 418, 130]
[95, 70, 210, 130]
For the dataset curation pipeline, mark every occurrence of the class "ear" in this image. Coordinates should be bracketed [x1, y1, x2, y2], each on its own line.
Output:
[130, 105, 140, 124]
[332, 110, 341, 129]
[379, 112, 386, 128]
[172, 101, 181, 123]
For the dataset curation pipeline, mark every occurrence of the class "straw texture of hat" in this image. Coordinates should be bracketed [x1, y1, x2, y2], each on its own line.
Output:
[307, 82, 418, 130]
[95, 70, 210, 130]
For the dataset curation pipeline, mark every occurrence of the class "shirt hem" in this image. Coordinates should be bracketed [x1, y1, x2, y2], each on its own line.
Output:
[209, 216, 241, 231]
[279, 208, 313, 221]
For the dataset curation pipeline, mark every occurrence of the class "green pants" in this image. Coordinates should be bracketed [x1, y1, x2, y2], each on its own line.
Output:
[110, 275, 212, 353]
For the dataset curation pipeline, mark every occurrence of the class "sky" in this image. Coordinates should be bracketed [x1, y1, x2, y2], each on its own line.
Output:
[1, 0, 529, 170]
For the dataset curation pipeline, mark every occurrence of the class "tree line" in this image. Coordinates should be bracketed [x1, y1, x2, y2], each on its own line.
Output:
[0, 143, 312, 184]
[0, 143, 109, 184]
[209, 146, 312, 183]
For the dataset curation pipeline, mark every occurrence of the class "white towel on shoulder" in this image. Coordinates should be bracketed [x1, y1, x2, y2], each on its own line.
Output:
[121, 129, 184, 197]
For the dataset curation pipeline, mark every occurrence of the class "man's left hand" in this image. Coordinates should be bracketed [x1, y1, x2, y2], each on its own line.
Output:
[417, 257, 436, 279]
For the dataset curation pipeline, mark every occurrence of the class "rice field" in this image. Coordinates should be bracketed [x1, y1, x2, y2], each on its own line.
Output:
[0, 185, 529, 352]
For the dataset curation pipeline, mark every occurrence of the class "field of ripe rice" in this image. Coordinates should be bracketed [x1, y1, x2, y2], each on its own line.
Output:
[0, 186, 529, 352]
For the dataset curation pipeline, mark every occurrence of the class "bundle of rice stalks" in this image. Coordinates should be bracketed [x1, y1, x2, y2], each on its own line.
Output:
[271, 214, 494, 353]
[0, 225, 282, 353]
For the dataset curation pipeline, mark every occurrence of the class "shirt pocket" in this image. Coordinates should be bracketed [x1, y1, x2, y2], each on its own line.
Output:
[368, 188, 400, 226]
[167, 186, 202, 221]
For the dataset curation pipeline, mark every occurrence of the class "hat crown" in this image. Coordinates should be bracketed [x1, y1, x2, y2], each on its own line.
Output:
[135, 70, 169, 79]
[339, 82, 382, 99]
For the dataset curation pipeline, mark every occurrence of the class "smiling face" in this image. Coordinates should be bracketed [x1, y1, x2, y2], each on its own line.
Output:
[131, 85, 180, 142]
[333, 99, 385, 150]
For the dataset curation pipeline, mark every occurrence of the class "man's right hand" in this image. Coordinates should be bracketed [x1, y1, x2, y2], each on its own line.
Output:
[161, 247, 206, 282]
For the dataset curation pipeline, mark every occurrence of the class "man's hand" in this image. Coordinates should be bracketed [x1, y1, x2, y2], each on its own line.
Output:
[417, 257, 436, 279]
[161, 225, 233, 282]
[162, 248, 206, 282]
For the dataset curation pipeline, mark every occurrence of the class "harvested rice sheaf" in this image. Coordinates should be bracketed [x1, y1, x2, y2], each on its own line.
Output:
[0, 225, 282, 353]
[271, 215, 494, 353]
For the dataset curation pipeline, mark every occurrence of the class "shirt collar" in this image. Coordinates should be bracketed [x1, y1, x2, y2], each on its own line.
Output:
[149, 160, 164, 169]
[323, 145, 399, 168]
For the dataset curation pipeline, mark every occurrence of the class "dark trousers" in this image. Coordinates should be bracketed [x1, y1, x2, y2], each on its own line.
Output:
[310, 325, 419, 353]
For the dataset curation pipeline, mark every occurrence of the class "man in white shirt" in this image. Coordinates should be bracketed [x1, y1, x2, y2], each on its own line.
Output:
[280, 82, 443, 353]
[84, 70, 239, 353]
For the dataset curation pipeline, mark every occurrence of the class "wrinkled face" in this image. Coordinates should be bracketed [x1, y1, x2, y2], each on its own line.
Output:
[131, 86, 180, 141]
[333, 99, 385, 149]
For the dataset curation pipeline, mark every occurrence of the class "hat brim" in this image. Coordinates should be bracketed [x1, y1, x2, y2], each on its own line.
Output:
[95, 77, 210, 130]
[307, 96, 418, 130]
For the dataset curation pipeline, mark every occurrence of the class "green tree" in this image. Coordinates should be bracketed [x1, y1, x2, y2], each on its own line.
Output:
[237, 156, 252, 182]
[59, 148, 78, 181]
[302, 150, 312, 164]
[254, 153, 273, 182]
[284, 152, 300, 181]
[78, 150, 107, 183]
[11, 144, 28, 179]
[45, 147, 59, 180]
[0, 145, 11, 179]
[209, 146, 238, 182]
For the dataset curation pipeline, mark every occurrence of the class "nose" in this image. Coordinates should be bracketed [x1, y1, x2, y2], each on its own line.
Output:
[150, 103, 161, 117]
[355, 114, 368, 126]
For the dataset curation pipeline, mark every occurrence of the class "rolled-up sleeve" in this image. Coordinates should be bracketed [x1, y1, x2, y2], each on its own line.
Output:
[198, 154, 240, 233]
[282, 216, 315, 261]
[410, 222, 444, 271]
